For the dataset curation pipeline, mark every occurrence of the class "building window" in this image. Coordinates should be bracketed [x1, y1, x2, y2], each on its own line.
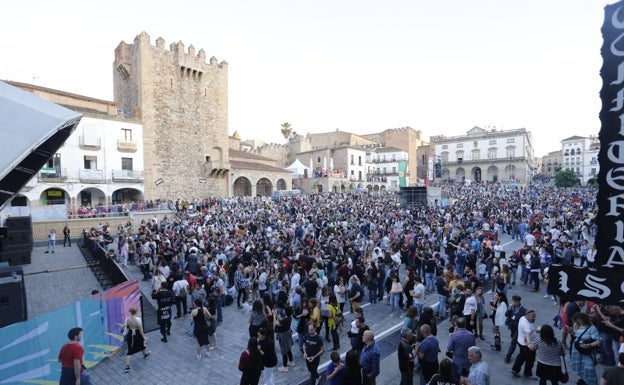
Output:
[507, 138, 515, 143]
[489, 140, 497, 145]
[121, 128, 132, 141]
[441, 153, 449, 163]
[488, 149, 496, 159]
[121, 157, 133, 170]
[358, 156, 362, 166]
[350, 154, 354, 165]
[317, 157, 321, 163]
[46, 153, 61, 169]
[442, 144, 448, 149]
[392, 167, 397, 174]
[84, 156, 97, 169]
[591, 168, 597, 175]
[457, 143, 463, 148]
[351, 170, 354, 175]
[472, 149, 480, 161]
[506, 147, 516, 158]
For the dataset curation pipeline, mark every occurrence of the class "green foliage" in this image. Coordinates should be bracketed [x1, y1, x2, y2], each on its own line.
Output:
[280, 122, 293, 139]
[554, 169, 580, 188]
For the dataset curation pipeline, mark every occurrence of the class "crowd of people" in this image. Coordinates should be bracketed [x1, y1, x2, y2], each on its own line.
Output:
[77, 181, 624, 385]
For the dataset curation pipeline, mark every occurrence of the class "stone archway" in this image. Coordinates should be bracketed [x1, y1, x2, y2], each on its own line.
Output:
[276, 179, 287, 190]
[504, 164, 517, 182]
[487, 165, 499, 183]
[40, 188, 69, 205]
[233, 177, 252, 196]
[256, 178, 273, 197]
[455, 167, 465, 183]
[112, 188, 144, 204]
[78, 187, 107, 207]
[472, 167, 482, 183]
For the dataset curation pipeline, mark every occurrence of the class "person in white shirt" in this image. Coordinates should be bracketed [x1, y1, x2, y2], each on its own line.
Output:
[411, 276, 426, 316]
[463, 287, 478, 334]
[510, 310, 537, 380]
[524, 232, 536, 247]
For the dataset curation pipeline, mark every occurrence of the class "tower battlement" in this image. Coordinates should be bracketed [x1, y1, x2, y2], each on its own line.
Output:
[113, 31, 230, 200]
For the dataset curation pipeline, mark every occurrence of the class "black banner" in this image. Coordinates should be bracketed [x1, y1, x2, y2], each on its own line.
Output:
[598, 1, 624, 271]
[547, 265, 624, 305]
[548, 3, 624, 305]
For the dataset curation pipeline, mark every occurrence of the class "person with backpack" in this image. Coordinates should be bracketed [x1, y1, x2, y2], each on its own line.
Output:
[449, 284, 467, 319]
[172, 273, 190, 318]
[327, 294, 342, 351]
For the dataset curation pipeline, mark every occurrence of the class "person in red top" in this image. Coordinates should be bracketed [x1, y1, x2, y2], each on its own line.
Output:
[58, 327, 89, 385]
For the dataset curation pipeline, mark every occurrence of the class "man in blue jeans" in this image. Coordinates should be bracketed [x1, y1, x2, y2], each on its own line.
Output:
[435, 269, 450, 319]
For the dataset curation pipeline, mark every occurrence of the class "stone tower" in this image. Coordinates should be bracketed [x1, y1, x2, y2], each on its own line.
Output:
[113, 32, 230, 200]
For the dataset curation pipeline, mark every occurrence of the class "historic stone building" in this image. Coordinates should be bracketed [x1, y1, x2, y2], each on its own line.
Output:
[431, 126, 536, 185]
[113, 32, 230, 199]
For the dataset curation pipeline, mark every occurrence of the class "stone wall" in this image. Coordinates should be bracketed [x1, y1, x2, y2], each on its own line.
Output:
[113, 32, 229, 200]
[31, 210, 172, 241]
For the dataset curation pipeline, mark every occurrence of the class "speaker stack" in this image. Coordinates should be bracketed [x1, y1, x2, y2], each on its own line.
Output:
[0, 266, 28, 327]
[0, 216, 33, 266]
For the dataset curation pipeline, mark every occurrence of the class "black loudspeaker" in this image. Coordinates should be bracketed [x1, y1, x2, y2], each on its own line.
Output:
[0, 227, 7, 237]
[0, 249, 31, 266]
[0, 266, 27, 328]
[4, 216, 32, 231]
[2, 230, 32, 247]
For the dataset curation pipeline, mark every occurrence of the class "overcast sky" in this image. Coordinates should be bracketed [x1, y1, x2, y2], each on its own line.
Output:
[1, 0, 614, 156]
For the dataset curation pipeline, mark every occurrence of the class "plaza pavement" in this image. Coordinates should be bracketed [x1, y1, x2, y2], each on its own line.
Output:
[21, 235, 593, 385]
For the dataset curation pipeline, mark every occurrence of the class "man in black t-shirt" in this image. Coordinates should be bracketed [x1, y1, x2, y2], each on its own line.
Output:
[304, 323, 325, 385]
[151, 281, 174, 342]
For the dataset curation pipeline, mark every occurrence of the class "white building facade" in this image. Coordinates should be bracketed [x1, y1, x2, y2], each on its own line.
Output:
[7, 114, 145, 218]
[432, 126, 536, 185]
[367, 146, 409, 190]
[561, 135, 599, 185]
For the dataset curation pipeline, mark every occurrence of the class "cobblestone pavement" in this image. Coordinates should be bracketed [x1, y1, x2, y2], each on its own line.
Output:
[23, 235, 594, 385]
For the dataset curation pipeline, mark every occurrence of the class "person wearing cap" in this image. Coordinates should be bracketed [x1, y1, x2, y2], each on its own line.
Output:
[510, 310, 538, 380]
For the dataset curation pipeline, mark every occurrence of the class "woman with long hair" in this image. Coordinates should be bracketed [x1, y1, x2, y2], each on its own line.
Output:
[295, 298, 310, 353]
[343, 349, 362, 385]
[531, 324, 565, 385]
[249, 299, 267, 338]
[257, 327, 278, 385]
[191, 297, 212, 359]
[390, 275, 403, 317]
[570, 312, 601, 385]
[491, 290, 508, 351]
[262, 293, 275, 337]
[428, 358, 460, 385]
[334, 276, 347, 313]
[238, 337, 263, 385]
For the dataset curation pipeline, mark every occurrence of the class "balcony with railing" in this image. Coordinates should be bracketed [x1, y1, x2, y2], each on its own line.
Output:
[79, 169, 105, 183]
[444, 156, 526, 165]
[117, 139, 138, 152]
[79, 136, 102, 150]
[371, 158, 406, 164]
[38, 167, 67, 182]
[112, 169, 144, 182]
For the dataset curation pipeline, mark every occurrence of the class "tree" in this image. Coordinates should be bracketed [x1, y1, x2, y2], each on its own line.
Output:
[280, 122, 293, 139]
[554, 169, 580, 188]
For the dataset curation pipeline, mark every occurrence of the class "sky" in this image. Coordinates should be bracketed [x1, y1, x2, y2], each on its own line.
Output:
[0, 0, 615, 157]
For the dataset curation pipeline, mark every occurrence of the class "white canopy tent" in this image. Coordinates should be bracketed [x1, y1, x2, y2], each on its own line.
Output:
[286, 158, 312, 178]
